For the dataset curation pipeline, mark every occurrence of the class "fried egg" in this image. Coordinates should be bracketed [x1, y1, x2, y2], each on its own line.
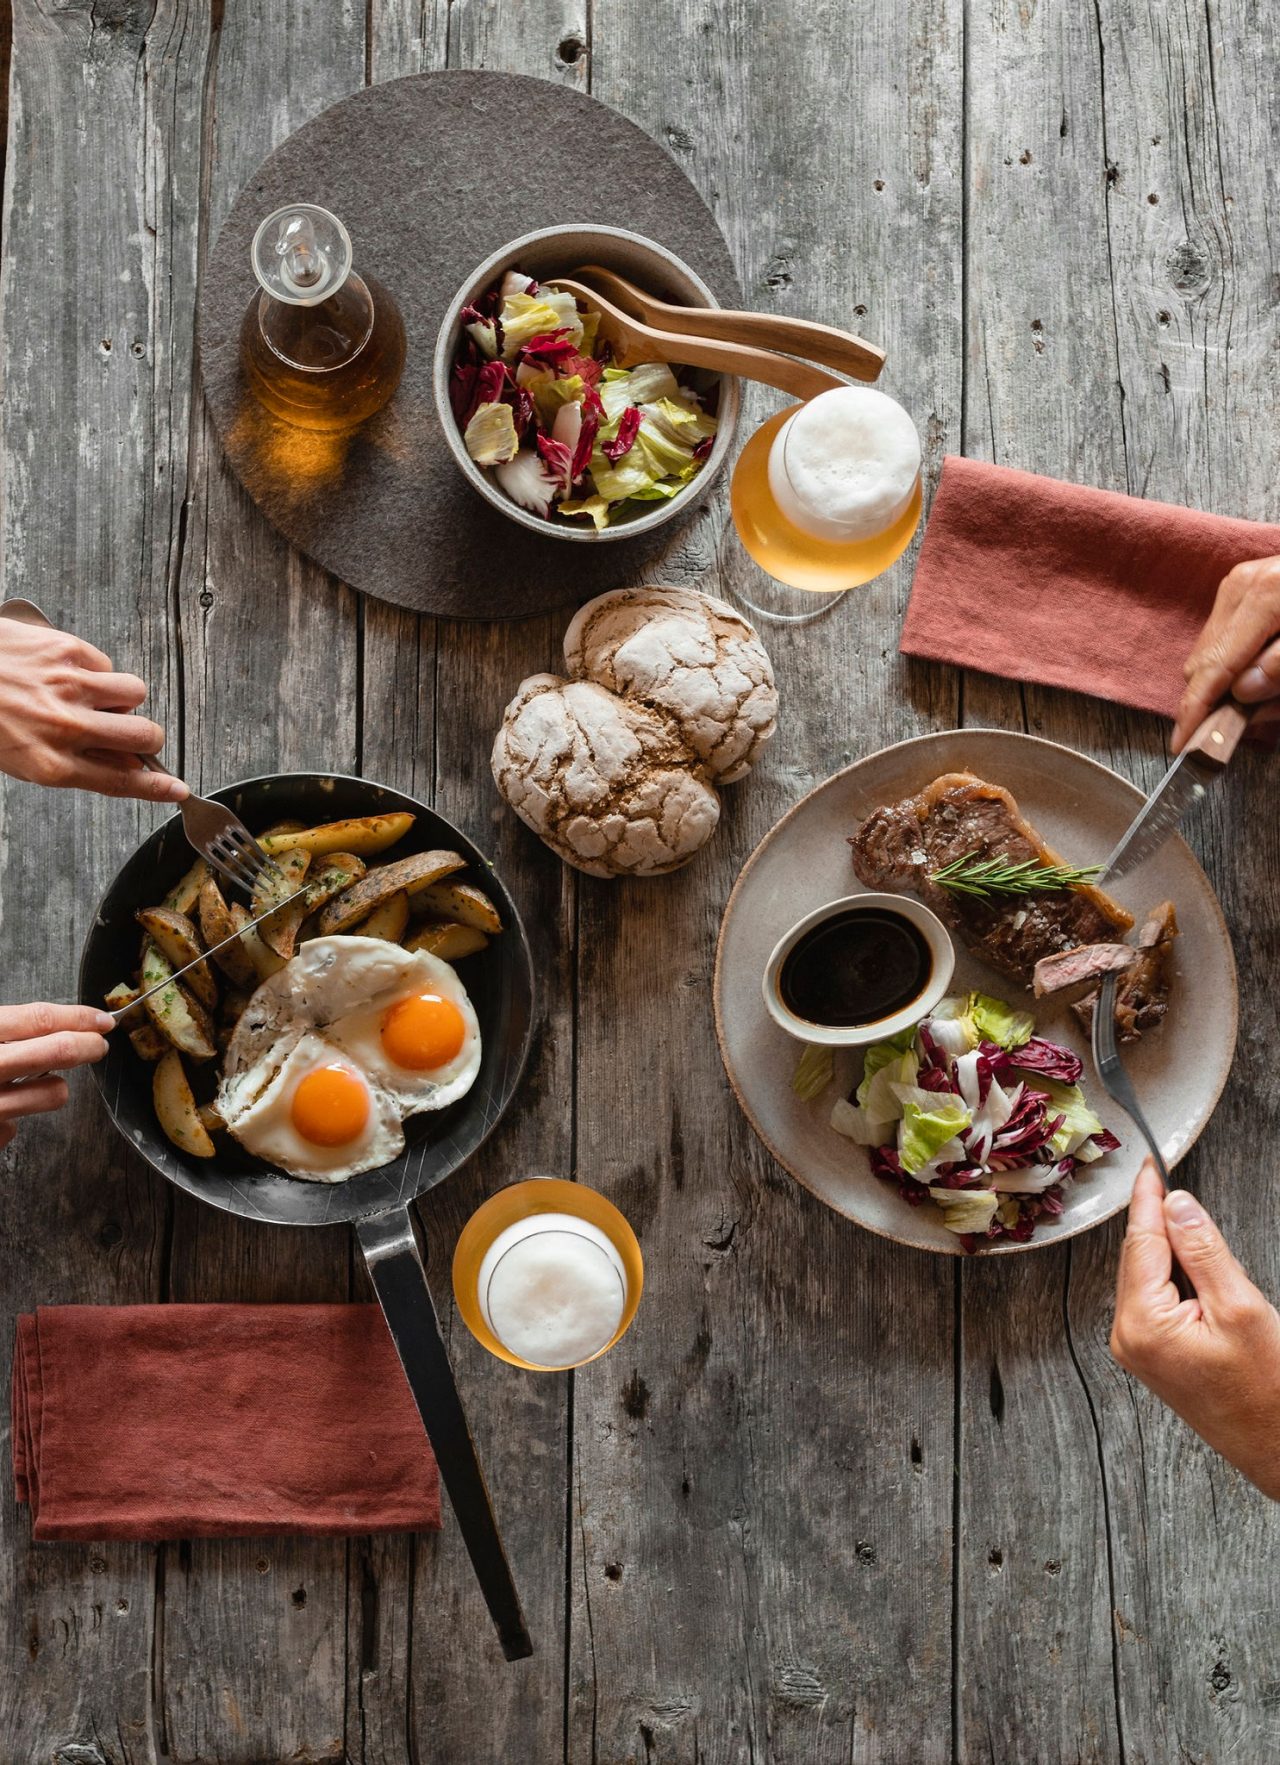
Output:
[325, 949, 482, 1113]
[219, 1031, 404, 1183]
[217, 936, 483, 1183]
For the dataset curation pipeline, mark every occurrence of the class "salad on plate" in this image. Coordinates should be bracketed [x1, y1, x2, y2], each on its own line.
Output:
[797, 992, 1120, 1250]
[450, 268, 719, 528]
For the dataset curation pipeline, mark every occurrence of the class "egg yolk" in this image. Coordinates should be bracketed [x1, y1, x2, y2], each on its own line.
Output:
[291, 1063, 370, 1147]
[381, 991, 467, 1071]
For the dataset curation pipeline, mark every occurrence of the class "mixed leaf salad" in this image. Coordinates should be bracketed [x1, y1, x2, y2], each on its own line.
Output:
[796, 993, 1120, 1250]
[450, 268, 719, 528]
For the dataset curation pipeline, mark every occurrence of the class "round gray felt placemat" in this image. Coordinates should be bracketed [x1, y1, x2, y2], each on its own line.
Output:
[197, 71, 743, 620]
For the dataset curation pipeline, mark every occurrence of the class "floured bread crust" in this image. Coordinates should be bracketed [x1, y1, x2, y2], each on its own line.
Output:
[492, 587, 777, 877]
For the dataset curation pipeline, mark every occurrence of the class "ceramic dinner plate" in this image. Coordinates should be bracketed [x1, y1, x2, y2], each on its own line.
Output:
[714, 729, 1238, 1255]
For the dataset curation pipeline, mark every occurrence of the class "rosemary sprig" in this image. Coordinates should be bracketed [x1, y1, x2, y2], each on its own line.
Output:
[929, 851, 1103, 902]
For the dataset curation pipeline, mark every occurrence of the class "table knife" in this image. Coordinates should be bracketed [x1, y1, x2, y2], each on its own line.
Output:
[111, 887, 311, 1021]
[2, 887, 310, 1090]
[1096, 700, 1255, 884]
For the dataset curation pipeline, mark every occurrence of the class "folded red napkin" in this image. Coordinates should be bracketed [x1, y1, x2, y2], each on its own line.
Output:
[13, 1305, 441, 1541]
[900, 456, 1280, 717]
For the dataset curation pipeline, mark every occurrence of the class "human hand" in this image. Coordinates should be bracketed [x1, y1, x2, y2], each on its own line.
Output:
[0, 618, 187, 803]
[0, 1002, 117, 1151]
[1174, 556, 1280, 751]
[1111, 1158, 1280, 1499]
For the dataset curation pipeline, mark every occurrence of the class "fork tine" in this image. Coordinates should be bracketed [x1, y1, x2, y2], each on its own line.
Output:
[219, 832, 266, 877]
[209, 846, 258, 896]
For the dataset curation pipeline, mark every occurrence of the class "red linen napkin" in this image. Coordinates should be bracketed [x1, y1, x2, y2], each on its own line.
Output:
[12, 1305, 441, 1541]
[899, 456, 1280, 717]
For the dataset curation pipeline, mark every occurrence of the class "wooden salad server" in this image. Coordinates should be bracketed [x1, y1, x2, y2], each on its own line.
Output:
[572, 262, 886, 384]
[547, 276, 845, 401]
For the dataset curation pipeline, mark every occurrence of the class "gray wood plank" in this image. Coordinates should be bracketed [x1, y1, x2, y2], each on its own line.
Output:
[350, 5, 582, 1758]
[958, 6, 1136, 1758]
[1063, 5, 1280, 1761]
[960, 2, 1280, 1761]
[571, 3, 964, 1760]
[155, 1, 367, 1758]
[0, 1, 210, 1758]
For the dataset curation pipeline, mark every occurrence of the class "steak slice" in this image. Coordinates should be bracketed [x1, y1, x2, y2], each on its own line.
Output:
[1033, 942, 1136, 1001]
[849, 772, 1133, 988]
[1073, 901, 1179, 1043]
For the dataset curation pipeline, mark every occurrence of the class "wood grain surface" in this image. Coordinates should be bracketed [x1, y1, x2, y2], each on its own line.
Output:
[0, 1, 1276, 1761]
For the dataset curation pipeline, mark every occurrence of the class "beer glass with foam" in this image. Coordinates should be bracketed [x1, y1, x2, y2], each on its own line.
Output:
[731, 386, 922, 592]
[452, 1178, 643, 1372]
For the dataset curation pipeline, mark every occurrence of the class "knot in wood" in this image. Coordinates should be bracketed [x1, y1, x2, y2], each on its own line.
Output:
[1166, 239, 1213, 297]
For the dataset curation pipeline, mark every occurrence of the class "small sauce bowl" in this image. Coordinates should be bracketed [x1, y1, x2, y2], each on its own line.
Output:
[762, 891, 955, 1047]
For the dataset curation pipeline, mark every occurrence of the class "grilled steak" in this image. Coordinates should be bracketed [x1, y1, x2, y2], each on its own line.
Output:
[849, 772, 1133, 988]
[1073, 901, 1179, 1043]
[1033, 942, 1136, 1001]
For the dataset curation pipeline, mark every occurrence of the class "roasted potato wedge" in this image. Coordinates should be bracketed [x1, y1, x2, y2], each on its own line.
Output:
[239, 918, 286, 981]
[163, 857, 211, 916]
[153, 1050, 217, 1159]
[105, 982, 145, 1027]
[260, 812, 415, 859]
[299, 852, 367, 914]
[316, 849, 466, 937]
[135, 907, 218, 1009]
[412, 880, 502, 936]
[197, 1100, 225, 1134]
[251, 847, 312, 958]
[260, 819, 307, 837]
[129, 1021, 169, 1062]
[140, 941, 216, 1061]
[198, 879, 259, 991]
[404, 921, 489, 962]
[354, 890, 410, 942]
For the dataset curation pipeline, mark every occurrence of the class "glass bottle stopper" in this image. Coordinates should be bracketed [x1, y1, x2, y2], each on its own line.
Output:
[250, 204, 352, 307]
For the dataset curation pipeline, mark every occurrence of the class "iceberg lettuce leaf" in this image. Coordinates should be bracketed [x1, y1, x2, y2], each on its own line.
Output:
[899, 1093, 972, 1176]
[969, 992, 1035, 1050]
[463, 401, 519, 466]
[928, 1187, 999, 1236]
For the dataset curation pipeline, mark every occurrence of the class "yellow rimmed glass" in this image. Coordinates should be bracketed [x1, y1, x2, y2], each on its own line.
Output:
[452, 1177, 644, 1372]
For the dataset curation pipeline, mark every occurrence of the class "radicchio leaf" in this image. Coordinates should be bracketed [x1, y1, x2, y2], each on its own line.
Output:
[460, 303, 502, 358]
[507, 383, 536, 442]
[603, 406, 642, 464]
[536, 433, 574, 496]
[561, 351, 603, 387]
[571, 402, 600, 480]
[985, 1091, 1057, 1168]
[462, 358, 509, 427]
[1010, 1036, 1084, 1084]
[869, 1144, 904, 1183]
[449, 342, 482, 426]
[518, 329, 575, 370]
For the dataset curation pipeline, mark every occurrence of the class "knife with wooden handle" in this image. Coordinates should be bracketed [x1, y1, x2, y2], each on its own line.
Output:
[1097, 700, 1256, 884]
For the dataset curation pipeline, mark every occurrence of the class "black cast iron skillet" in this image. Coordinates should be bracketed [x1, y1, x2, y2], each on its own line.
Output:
[79, 772, 536, 1661]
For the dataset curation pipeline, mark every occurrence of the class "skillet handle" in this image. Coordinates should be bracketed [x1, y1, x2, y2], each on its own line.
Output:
[357, 1203, 532, 1661]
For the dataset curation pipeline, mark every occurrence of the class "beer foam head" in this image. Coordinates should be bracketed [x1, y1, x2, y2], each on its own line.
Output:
[478, 1213, 627, 1368]
[768, 387, 921, 543]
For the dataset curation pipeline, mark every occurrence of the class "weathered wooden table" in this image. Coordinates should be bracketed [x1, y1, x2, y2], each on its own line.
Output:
[2, 2, 1277, 1760]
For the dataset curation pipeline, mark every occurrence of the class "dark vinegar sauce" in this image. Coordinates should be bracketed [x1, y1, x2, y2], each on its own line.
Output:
[780, 908, 931, 1028]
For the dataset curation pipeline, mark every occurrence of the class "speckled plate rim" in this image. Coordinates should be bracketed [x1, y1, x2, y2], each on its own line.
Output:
[714, 728, 1239, 1256]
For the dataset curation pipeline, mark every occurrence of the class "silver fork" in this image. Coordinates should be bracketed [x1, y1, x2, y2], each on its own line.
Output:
[1090, 972, 1169, 1184]
[1092, 971, 1195, 1297]
[0, 598, 279, 898]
